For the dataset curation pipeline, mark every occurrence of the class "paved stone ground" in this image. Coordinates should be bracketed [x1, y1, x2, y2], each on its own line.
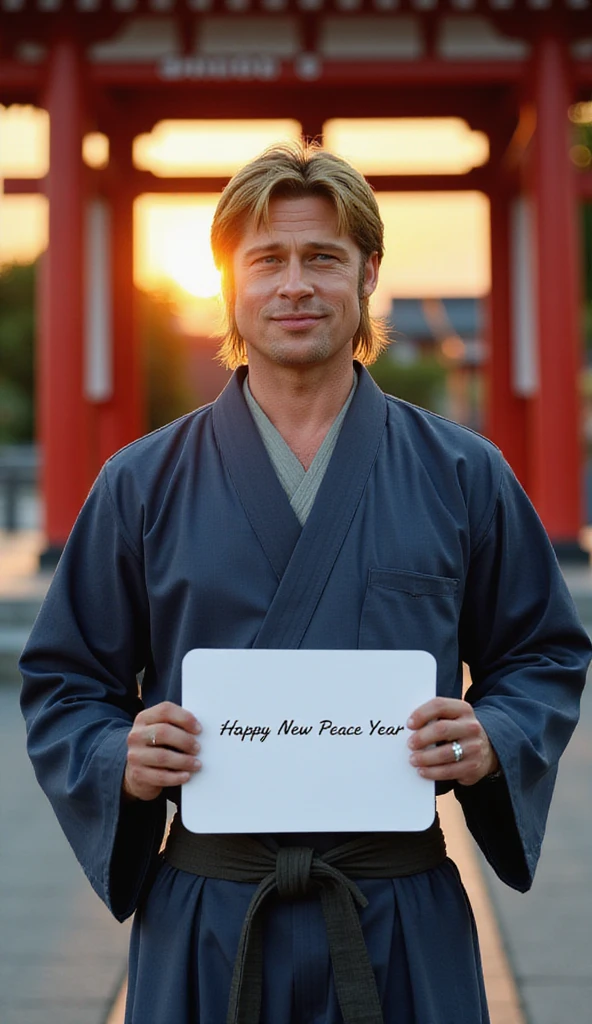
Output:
[0, 686, 131, 1024]
[479, 661, 592, 1024]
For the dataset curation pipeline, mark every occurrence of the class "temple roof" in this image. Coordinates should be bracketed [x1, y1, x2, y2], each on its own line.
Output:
[389, 297, 483, 343]
[0, 0, 590, 13]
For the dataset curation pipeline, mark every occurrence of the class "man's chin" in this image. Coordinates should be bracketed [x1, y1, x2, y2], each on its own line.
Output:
[269, 343, 333, 367]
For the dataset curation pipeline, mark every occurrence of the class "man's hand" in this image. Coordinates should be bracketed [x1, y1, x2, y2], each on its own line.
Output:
[407, 697, 499, 786]
[123, 701, 202, 802]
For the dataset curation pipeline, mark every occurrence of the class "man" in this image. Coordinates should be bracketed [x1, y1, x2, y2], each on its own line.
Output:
[21, 144, 590, 1024]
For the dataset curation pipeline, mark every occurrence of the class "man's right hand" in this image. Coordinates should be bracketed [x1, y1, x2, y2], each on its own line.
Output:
[123, 701, 202, 802]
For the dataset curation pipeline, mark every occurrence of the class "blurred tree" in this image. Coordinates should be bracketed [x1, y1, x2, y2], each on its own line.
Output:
[137, 288, 199, 432]
[0, 263, 198, 442]
[575, 119, 592, 351]
[0, 262, 35, 443]
[369, 348, 447, 413]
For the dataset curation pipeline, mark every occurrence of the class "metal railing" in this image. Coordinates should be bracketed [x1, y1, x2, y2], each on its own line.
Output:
[0, 446, 39, 531]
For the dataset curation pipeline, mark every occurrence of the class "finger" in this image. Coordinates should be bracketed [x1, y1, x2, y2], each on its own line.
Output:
[408, 715, 481, 751]
[407, 697, 472, 730]
[124, 750, 201, 801]
[147, 768, 196, 786]
[130, 745, 201, 774]
[132, 722, 201, 755]
[136, 701, 201, 733]
[410, 738, 475, 769]
[127, 766, 196, 792]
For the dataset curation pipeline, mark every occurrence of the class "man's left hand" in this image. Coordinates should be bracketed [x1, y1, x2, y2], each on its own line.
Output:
[407, 697, 499, 786]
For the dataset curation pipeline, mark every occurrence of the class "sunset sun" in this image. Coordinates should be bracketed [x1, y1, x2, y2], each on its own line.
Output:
[160, 233, 221, 299]
[134, 194, 221, 299]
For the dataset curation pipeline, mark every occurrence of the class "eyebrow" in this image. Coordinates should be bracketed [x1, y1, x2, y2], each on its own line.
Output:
[241, 240, 352, 260]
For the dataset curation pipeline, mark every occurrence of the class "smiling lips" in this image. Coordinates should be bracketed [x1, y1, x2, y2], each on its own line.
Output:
[269, 314, 326, 330]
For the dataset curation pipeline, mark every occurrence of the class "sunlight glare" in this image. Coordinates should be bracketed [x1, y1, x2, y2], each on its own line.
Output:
[83, 132, 110, 170]
[134, 119, 302, 176]
[372, 192, 490, 315]
[324, 118, 489, 175]
[0, 196, 48, 264]
[0, 104, 49, 177]
[134, 195, 221, 299]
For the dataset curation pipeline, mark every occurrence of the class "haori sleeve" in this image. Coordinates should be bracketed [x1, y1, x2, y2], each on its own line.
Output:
[457, 456, 591, 892]
[19, 464, 167, 921]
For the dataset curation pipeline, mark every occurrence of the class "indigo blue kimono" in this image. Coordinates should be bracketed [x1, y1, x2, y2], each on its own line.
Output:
[20, 365, 590, 1023]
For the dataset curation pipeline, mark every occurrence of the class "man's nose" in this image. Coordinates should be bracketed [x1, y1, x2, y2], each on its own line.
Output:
[278, 258, 314, 300]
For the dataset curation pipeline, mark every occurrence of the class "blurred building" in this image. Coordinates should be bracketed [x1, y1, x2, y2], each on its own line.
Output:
[389, 298, 484, 366]
[386, 296, 485, 428]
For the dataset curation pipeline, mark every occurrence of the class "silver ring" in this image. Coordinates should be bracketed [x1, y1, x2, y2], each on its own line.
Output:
[451, 740, 464, 763]
[148, 730, 157, 747]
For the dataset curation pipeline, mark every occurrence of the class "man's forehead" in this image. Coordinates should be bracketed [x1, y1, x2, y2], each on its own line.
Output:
[237, 194, 352, 250]
[246, 195, 341, 234]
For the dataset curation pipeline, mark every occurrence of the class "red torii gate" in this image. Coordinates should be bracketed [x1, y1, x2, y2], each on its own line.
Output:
[2, 0, 592, 563]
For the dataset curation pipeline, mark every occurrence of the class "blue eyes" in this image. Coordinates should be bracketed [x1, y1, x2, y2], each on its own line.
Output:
[255, 254, 337, 266]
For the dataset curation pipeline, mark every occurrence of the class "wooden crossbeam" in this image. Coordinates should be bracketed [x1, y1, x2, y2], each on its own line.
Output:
[3, 168, 494, 196]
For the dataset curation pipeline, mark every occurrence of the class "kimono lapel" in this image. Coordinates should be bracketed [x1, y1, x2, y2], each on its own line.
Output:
[212, 369, 302, 581]
[253, 365, 387, 649]
[213, 364, 387, 649]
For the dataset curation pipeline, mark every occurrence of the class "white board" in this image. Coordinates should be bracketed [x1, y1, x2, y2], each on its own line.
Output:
[181, 648, 436, 834]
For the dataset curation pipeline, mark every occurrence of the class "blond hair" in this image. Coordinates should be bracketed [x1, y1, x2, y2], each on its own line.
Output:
[210, 142, 389, 369]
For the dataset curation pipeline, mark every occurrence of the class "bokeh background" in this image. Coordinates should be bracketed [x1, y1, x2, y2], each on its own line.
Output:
[1, 109, 492, 439]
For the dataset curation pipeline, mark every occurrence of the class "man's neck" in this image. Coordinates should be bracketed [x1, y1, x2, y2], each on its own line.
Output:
[246, 359, 356, 471]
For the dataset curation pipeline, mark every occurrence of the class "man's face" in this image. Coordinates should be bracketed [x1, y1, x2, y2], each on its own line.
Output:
[232, 195, 379, 373]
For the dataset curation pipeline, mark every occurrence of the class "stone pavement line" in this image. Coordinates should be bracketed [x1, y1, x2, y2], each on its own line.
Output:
[106, 794, 524, 1024]
[438, 792, 526, 1024]
[0, 687, 131, 1024]
[106, 979, 127, 1024]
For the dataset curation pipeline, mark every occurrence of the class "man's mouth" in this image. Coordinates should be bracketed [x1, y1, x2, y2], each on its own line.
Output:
[269, 314, 325, 330]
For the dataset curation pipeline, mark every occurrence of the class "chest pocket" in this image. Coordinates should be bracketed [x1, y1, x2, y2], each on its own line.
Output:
[358, 568, 460, 671]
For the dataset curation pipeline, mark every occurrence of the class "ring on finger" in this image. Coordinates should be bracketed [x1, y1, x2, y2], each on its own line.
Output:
[147, 729, 157, 747]
[451, 740, 464, 763]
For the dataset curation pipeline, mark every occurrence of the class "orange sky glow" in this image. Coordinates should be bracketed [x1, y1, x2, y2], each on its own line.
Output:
[0, 107, 491, 335]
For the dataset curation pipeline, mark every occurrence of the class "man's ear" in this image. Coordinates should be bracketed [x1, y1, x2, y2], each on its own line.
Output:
[361, 252, 380, 299]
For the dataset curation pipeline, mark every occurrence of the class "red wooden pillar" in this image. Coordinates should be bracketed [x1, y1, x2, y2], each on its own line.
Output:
[39, 36, 90, 565]
[528, 31, 584, 555]
[485, 185, 528, 488]
[94, 129, 144, 469]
